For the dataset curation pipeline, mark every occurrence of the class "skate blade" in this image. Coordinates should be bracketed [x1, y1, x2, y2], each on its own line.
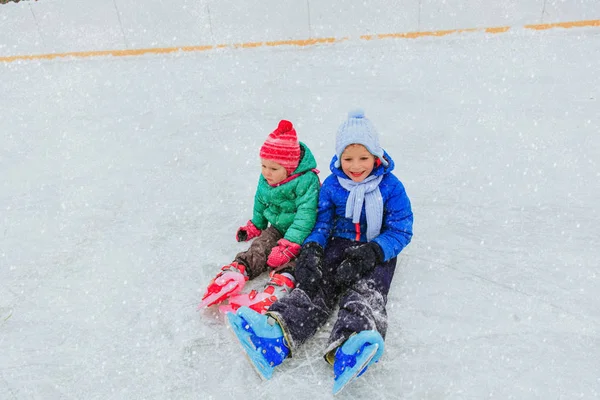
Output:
[197, 281, 240, 309]
[332, 343, 379, 395]
[226, 312, 275, 380]
[218, 304, 237, 314]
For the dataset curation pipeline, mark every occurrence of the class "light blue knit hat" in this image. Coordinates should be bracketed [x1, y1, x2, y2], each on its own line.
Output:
[334, 109, 388, 168]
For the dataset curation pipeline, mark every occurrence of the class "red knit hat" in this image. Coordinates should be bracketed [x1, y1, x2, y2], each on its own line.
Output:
[259, 120, 301, 175]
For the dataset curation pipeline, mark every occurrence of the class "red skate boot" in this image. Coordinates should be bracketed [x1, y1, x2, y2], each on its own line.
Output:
[221, 271, 295, 314]
[198, 262, 248, 309]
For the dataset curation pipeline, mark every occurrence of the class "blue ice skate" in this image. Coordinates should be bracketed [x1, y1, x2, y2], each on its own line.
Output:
[332, 330, 385, 395]
[226, 306, 289, 380]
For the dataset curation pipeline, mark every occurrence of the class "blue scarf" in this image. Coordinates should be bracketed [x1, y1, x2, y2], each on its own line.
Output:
[337, 174, 384, 241]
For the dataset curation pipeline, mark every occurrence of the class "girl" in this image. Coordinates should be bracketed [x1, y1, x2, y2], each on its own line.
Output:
[199, 120, 320, 314]
[227, 109, 414, 393]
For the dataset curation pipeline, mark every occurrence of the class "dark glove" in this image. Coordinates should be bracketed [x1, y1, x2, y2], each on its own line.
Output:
[336, 242, 384, 286]
[294, 242, 324, 297]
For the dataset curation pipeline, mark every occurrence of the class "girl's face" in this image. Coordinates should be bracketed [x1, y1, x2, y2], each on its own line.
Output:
[340, 144, 376, 182]
[261, 158, 288, 185]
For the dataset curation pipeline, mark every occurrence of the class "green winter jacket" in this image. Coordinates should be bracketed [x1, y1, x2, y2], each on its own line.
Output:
[251, 142, 320, 245]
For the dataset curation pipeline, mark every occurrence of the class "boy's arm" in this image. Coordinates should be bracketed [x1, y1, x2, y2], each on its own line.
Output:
[371, 180, 414, 261]
[304, 178, 336, 247]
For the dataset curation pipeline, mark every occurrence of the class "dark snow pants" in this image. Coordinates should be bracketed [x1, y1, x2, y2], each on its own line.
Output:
[234, 226, 295, 280]
[267, 237, 397, 358]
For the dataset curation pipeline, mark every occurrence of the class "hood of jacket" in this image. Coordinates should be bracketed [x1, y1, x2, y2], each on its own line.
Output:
[293, 142, 318, 174]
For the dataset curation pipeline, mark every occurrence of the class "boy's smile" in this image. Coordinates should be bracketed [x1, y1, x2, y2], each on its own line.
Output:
[340, 144, 376, 182]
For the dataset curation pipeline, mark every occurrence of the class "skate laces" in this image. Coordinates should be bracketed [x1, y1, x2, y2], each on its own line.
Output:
[268, 271, 295, 288]
[256, 271, 294, 298]
[225, 272, 295, 314]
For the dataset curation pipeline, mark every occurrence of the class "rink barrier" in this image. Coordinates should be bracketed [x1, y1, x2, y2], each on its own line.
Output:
[1, 18, 599, 63]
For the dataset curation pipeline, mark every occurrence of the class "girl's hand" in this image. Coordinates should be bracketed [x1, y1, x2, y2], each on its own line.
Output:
[236, 220, 262, 242]
[267, 239, 301, 267]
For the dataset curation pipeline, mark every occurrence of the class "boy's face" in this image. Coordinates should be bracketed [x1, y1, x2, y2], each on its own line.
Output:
[261, 158, 288, 185]
[340, 144, 376, 182]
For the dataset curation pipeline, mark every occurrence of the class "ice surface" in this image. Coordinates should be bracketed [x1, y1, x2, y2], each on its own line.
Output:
[1, 27, 600, 399]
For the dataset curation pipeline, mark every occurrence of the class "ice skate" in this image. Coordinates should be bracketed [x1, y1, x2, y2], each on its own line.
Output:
[222, 271, 295, 314]
[226, 306, 289, 380]
[332, 330, 385, 394]
[198, 262, 248, 309]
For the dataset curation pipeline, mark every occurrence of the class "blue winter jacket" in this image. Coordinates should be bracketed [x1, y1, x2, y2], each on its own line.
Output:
[304, 151, 413, 261]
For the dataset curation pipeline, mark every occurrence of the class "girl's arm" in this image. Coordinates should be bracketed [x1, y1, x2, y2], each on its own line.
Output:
[250, 180, 269, 230]
[282, 174, 321, 245]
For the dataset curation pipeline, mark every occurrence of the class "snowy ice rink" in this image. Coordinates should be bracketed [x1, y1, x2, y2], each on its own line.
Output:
[2, 22, 600, 399]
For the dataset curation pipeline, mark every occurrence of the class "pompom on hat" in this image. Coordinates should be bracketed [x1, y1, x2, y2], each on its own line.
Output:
[334, 109, 388, 168]
[259, 120, 301, 175]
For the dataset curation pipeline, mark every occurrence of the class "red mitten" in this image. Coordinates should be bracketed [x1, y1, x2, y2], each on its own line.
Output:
[236, 220, 262, 242]
[267, 239, 301, 268]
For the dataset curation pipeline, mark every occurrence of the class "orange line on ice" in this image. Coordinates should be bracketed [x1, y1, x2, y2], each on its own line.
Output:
[1, 19, 598, 63]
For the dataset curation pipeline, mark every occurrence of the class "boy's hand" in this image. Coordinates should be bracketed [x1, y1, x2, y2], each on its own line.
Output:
[294, 242, 324, 297]
[336, 242, 384, 286]
[236, 220, 262, 242]
[267, 239, 301, 267]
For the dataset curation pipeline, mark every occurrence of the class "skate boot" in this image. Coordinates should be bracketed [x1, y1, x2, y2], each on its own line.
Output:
[226, 306, 289, 379]
[198, 262, 248, 309]
[332, 330, 385, 394]
[221, 271, 295, 314]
